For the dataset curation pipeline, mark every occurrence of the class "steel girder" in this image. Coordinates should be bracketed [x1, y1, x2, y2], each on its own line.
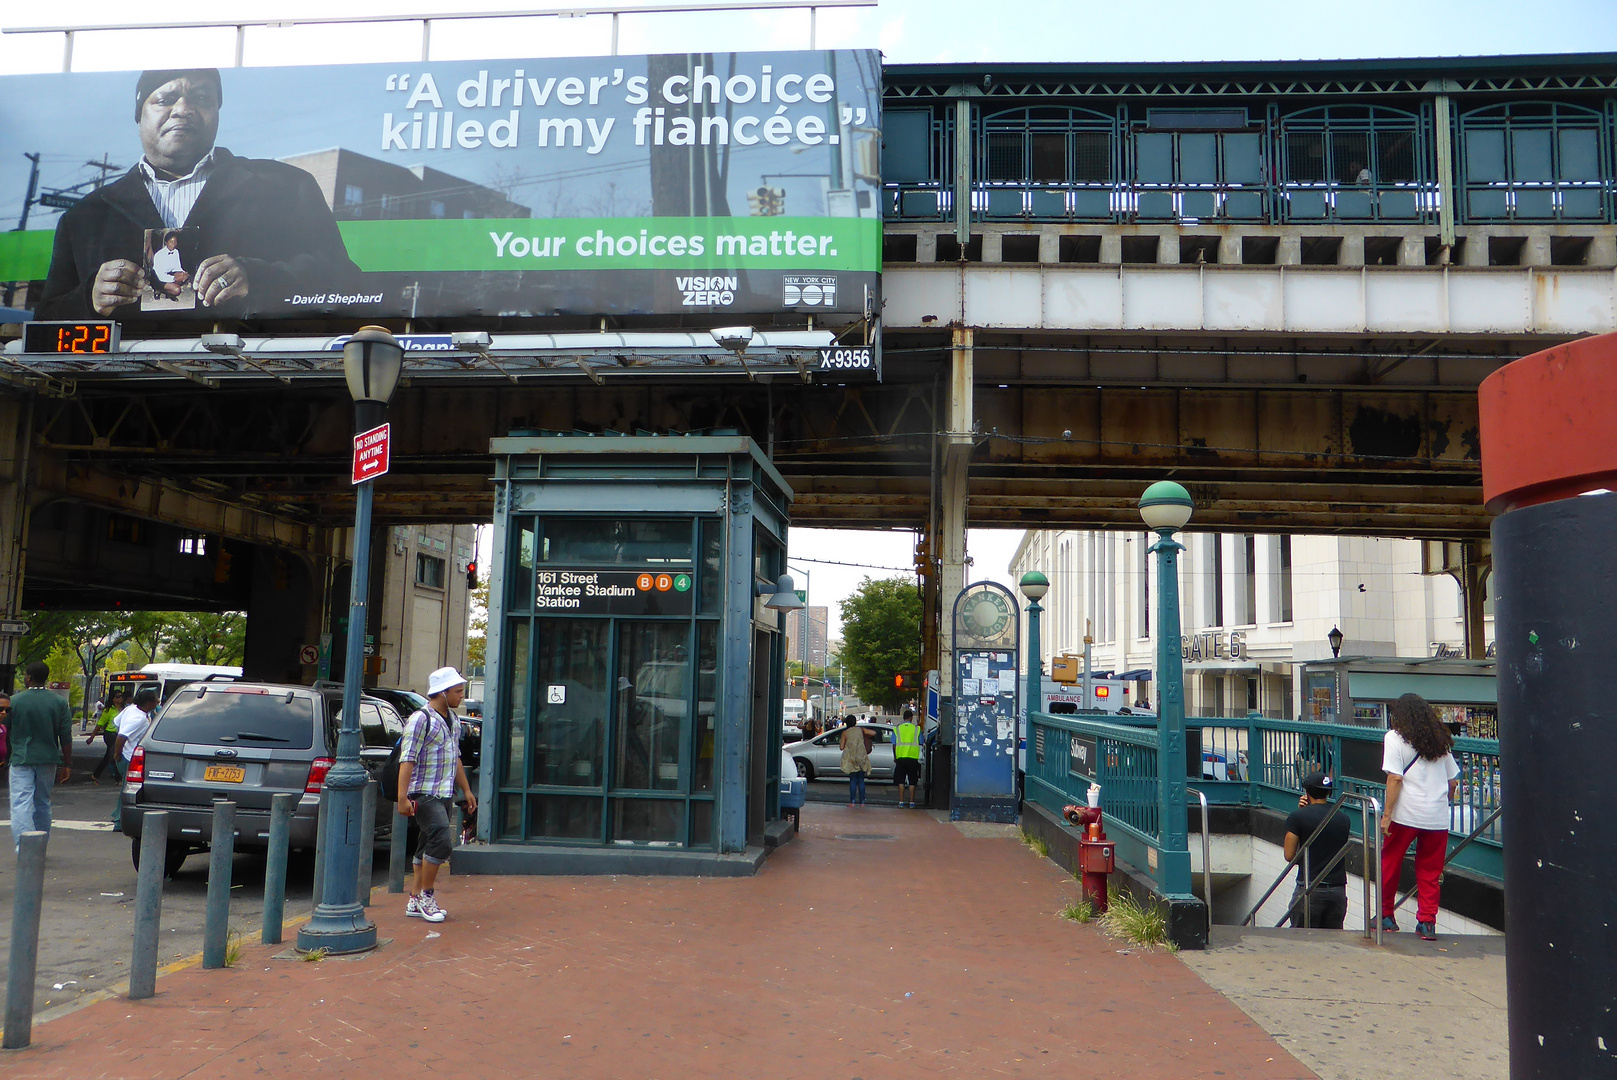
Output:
[17, 351, 1488, 537]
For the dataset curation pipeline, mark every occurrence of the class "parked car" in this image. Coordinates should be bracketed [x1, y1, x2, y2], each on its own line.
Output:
[120, 681, 405, 878]
[785, 723, 896, 781]
[778, 747, 805, 830]
[322, 683, 481, 773]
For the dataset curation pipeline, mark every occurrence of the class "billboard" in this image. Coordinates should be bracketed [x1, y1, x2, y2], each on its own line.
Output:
[0, 51, 881, 324]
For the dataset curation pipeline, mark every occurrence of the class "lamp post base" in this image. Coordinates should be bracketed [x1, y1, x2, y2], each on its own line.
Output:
[295, 903, 378, 955]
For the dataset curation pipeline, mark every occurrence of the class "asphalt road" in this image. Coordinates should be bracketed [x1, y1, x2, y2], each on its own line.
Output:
[0, 739, 394, 1018]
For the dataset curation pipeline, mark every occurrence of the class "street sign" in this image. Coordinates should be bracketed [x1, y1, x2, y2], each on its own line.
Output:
[37, 192, 80, 210]
[299, 645, 319, 665]
[351, 423, 390, 484]
[0, 619, 30, 635]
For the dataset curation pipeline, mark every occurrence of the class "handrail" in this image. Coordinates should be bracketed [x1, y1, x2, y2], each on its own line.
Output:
[1387, 802, 1503, 919]
[1186, 786, 1213, 940]
[1239, 791, 1384, 941]
[1275, 793, 1381, 943]
[1240, 796, 1350, 927]
[1029, 709, 1162, 749]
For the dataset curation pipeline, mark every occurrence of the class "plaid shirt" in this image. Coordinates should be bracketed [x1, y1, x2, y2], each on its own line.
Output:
[399, 706, 461, 799]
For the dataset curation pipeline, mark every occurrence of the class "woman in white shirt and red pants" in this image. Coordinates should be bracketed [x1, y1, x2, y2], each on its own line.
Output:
[1379, 693, 1461, 940]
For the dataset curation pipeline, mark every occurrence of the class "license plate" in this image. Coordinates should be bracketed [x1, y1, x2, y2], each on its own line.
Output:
[203, 764, 246, 783]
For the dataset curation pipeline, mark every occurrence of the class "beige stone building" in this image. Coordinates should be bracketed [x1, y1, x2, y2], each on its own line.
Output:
[374, 524, 478, 694]
[1009, 530, 1494, 723]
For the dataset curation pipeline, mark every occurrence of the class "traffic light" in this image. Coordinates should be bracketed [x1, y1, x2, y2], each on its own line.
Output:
[746, 185, 786, 216]
[466, 560, 478, 591]
[914, 534, 934, 590]
[213, 546, 233, 583]
[894, 673, 905, 689]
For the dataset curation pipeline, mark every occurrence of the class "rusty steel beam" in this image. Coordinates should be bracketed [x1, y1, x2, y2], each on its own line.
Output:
[14, 359, 1489, 538]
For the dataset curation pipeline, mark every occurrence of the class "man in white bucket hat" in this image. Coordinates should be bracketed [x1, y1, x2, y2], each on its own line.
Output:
[396, 666, 476, 922]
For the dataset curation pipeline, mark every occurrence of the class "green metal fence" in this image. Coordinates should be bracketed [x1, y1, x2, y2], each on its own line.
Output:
[1025, 710, 1504, 890]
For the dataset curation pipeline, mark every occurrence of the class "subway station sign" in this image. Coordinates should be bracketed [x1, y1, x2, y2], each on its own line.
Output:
[0, 50, 881, 324]
[534, 569, 693, 616]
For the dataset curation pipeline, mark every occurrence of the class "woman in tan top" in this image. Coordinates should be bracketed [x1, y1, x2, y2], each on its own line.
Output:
[839, 713, 871, 805]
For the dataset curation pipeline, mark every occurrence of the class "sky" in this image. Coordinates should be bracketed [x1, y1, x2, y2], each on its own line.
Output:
[3, 0, 1616, 76]
[8, 0, 1614, 631]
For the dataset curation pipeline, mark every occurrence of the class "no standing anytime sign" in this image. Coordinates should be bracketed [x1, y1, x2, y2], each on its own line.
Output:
[352, 423, 391, 484]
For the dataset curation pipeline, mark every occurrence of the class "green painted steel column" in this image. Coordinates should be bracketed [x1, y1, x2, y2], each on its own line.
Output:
[1140, 482, 1193, 896]
[1019, 571, 1049, 744]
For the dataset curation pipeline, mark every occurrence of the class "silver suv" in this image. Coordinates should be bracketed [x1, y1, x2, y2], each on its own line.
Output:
[119, 681, 404, 877]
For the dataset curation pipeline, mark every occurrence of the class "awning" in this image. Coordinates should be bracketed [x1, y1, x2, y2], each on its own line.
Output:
[1116, 668, 1152, 681]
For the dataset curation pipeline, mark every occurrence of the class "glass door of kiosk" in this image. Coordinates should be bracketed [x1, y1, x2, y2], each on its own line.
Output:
[496, 514, 725, 848]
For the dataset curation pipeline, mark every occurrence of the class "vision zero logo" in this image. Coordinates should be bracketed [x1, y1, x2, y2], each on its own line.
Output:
[784, 275, 837, 308]
[677, 276, 736, 306]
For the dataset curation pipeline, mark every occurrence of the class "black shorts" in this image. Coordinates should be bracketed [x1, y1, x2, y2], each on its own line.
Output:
[894, 758, 921, 785]
[411, 794, 455, 865]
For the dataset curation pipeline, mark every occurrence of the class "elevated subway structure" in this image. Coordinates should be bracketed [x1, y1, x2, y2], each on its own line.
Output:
[0, 53, 1613, 696]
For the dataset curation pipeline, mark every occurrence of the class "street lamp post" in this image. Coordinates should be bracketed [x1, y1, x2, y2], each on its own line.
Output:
[789, 563, 811, 722]
[297, 327, 402, 955]
[1139, 481, 1195, 898]
[1018, 571, 1049, 728]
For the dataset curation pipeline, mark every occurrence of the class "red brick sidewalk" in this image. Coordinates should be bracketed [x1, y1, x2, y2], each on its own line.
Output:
[5, 804, 1313, 1079]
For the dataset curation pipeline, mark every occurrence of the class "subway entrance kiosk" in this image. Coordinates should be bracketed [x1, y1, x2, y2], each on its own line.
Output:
[462, 436, 795, 875]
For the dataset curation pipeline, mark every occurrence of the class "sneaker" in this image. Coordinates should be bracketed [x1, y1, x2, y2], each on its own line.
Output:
[1379, 915, 1399, 933]
[1415, 921, 1437, 940]
[409, 892, 447, 923]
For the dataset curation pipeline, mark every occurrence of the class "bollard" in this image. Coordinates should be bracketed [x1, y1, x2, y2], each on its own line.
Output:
[3, 831, 47, 1049]
[130, 812, 168, 1000]
[202, 800, 236, 970]
[356, 780, 377, 908]
[261, 793, 296, 945]
[311, 786, 329, 909]
[388, 807, 409, 894]
[451, 803, 464, 859]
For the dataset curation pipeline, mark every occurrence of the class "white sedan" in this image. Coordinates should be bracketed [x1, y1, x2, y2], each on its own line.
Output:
[785, 723, 896, 781]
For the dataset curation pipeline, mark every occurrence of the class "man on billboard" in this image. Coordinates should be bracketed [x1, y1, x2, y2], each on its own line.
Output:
[37, 68, 362, 320]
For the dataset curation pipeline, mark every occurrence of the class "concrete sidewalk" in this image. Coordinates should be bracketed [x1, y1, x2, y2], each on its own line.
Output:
[4, 803, 1312, 1079]
[1181, 926, 1507, 1080]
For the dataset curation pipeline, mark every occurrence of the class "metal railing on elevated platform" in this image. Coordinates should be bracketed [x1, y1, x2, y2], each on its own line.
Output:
[1025, 709, 1503, 894]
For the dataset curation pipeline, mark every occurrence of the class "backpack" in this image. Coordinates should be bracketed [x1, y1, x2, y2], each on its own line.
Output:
[380, 736, 404, 802]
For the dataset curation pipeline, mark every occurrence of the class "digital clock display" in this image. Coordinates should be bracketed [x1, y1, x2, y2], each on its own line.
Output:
[21, 321, 120, 355]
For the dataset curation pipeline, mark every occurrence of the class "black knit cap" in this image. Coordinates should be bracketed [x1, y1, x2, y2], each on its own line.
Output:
[134, 69, 222, 121]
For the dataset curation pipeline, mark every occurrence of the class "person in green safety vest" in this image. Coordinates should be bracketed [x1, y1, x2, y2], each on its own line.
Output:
[894, 707, 923, 809]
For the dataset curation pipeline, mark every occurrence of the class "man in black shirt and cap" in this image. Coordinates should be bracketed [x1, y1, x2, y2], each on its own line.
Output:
[1284, 771, 1351, 929]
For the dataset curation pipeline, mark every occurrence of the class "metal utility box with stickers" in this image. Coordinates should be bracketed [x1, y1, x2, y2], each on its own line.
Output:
[470, 436, 793, 870]
[951, 582, 1021, 822]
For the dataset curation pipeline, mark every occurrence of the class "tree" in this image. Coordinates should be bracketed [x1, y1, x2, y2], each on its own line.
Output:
[15, 611, 81, 667]
[21, 614, 135, 716]
[124, 612, 170, 667]
[163, 612, 246, 666]
[838, 576, 922, 711]
[465, 579, 489, 671]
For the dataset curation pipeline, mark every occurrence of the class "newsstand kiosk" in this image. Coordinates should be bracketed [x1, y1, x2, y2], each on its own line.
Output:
[463, 435, 794, 874]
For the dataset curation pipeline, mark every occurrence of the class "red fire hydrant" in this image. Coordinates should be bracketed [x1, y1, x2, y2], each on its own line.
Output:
[1063, 804, 1117, 914]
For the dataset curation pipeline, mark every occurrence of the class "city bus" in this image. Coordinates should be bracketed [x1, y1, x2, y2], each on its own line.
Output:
[104, 663, 241, 706]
